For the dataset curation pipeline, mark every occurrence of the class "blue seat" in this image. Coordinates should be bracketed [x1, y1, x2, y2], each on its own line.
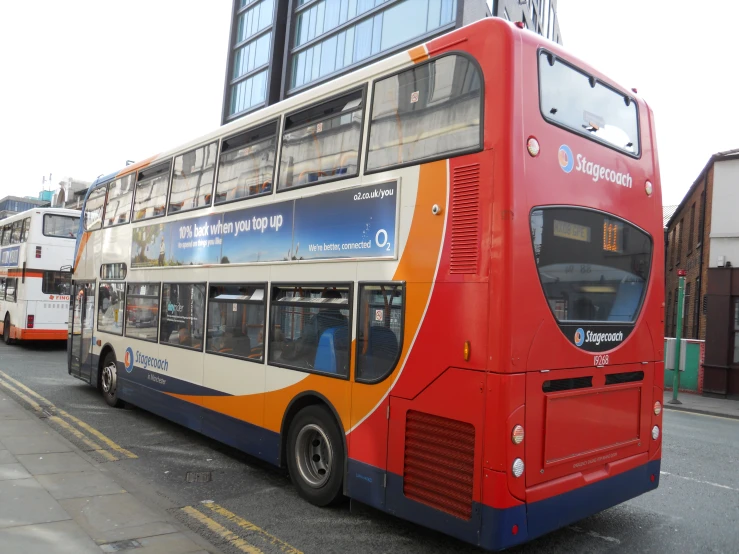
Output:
[359, 326, 399, 380]
[313, 326, 349, 373]
[607, 281, 644, 322]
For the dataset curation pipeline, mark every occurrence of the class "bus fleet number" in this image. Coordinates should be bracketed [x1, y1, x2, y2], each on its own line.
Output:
[594, 354, 609, 366]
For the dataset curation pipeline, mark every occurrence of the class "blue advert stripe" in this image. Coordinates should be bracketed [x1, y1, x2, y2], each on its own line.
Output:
[131, 182, 398, 268]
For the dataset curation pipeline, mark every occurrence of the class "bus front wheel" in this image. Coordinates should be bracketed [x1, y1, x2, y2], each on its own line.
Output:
[3, 315, 12, 345]
[101, 352, 124, 408]
[286, 406, 345, 507]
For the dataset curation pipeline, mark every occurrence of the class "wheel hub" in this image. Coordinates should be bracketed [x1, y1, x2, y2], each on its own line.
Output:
[295, 423, 333, 488]
[102, 362, 117, 394]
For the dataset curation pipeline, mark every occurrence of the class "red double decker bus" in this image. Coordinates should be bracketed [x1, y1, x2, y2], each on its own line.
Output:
[70, 17, 662, 551]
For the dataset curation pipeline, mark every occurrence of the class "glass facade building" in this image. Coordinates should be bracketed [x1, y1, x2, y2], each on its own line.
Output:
[0, 196, 50, 221]
[222, 0, 562, 124]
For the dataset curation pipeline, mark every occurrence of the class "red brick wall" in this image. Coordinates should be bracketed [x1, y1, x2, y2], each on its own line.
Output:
[665, 166, 713, 340]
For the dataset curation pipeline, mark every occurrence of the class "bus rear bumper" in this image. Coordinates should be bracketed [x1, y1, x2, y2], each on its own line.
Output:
[480, 459, 661, 550]
[13, 328, 68, 341]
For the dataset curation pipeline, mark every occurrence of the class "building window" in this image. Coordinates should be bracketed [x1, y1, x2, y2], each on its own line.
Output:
[227, 0, 276, 118]
[672, 287, 678, 336]
[503, 7, 510, 20]
[278, 89, 364, 190]
[133, 162, 171, 222]
[367, 54, 482, 172]
[84, 185, 108, 231]
[160, 283, 206, 350]
[694, 278, 701, 338]
[98, 283, 125, 336]
[269, 284, 351, 377]
[688, 203, 695, 253]
[125, 283, 161, 343]
[684, 282, 691, 337]
[289, 0, 458, 92]
[355, 283, 404, 383]
[206, 284, 266, 361]
[169, 142, 218, 214]
[698, 189, 705, 246]
[215, 121, 277, 204]
[666, 291, 672, 336]
[734, 299, 739, 364]
[675, 220, 683, 266]
[104, 174, 135, 227]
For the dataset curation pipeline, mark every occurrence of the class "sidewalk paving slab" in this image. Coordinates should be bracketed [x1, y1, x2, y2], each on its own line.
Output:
[0, 390, 219, 553]
[36, 470, 127, 500]
[663, 390, 739, 420]
[0, 478, 71, 529]
[16, 451, 96, 475]
[0, 449, 18, 464]
[59, 493, 179, 543]
[0, 520, 102, 554]
[0, 462, 32, 481]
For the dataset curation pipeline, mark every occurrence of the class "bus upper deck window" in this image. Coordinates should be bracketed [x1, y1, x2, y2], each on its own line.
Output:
[215, 121, 277, 204]
[84, 185, 108, 231]
[169, 142, 218, 214]
[104, 174, 135, 227]
[133, 162, 172, 222]
[278, 89, 364, 191]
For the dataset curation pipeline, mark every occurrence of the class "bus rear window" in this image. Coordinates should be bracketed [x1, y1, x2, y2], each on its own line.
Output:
[539, 51, 639, 156]
[530, 208, 652, 323]
[44, 215, 79, 239]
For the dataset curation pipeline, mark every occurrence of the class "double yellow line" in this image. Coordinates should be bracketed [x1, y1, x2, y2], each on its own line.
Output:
[0, 370, 137, 462]
[182, 502, 302, 554]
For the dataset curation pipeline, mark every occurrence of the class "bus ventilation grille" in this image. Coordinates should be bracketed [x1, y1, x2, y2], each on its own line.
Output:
[450, 163, 481, 274]
[605, 371, 644, 385]
[403, 410, 475, 520]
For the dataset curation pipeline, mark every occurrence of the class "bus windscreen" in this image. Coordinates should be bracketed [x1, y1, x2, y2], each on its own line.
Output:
[531, 207, 652, 323]
[539, 51, 639, 156]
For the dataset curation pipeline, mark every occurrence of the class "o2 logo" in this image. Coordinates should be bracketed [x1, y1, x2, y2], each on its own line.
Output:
[574, 328, 585, 347]
[124, 347, 134, 373]
[558, 144, 574, 173]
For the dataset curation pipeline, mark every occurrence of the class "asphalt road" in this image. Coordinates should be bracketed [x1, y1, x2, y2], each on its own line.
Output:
[1, 340, 738, 554]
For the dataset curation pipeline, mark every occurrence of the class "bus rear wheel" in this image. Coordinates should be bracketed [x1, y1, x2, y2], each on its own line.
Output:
[3, 315, 12, 345]
[286, 405, 345, 507]
[101, 352, 124, 408]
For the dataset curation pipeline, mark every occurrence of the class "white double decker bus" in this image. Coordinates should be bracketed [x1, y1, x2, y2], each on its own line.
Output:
[0, 208, 79, 343]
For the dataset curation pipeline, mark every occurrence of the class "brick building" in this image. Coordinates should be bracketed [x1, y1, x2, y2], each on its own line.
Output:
[665, 148, 739, 397]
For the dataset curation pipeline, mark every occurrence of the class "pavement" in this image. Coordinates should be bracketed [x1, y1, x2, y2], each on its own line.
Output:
[0, 388, 219, 554]
[662, 389, 739, 420]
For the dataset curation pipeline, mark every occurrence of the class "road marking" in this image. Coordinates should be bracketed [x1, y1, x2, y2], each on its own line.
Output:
[0, 370, 136, 459]
[182, 506, 264, 554]
[0, 377, 118, 462]
[202, 502, 303, 554]
[659, 471, 739, 492]
[567, 525, 621, 544]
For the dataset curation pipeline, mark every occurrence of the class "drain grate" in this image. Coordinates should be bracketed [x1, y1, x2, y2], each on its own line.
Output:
[100, 539, 142, 552]
[186, 471, 212, 483]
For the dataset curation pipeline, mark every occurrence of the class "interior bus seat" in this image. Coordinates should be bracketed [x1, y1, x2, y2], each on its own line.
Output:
[359, 326, 398, 380]
[313, 327, 349, 374]
[607, 281, 645, 322]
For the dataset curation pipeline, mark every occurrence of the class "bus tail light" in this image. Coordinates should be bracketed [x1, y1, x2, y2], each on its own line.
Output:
[512, 458, 524, 478]
[527, 136, 540, 157]
[27, 315, 34, 329]
[654, 401, 662, 415]
[645, 180, 653, 196]
[511, 425, 524, 445]
[36, 246, 42, 258]
[651, 426, 660, 440]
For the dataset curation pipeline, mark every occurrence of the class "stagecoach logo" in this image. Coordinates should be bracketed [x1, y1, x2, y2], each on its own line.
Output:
[574, 328, 625, 347]
[558, 143, 633, 188]
[124, 347, 134, 373]
[558, 145, 575, 173]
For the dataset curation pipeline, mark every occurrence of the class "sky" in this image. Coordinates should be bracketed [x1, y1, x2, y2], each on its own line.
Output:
[1, 1, 735, 206]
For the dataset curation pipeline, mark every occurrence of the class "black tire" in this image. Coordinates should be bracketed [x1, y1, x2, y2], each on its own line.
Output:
[100, 352, 124, 408]
[286, 405, 345, 506]
[3, 315, 12, 345]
